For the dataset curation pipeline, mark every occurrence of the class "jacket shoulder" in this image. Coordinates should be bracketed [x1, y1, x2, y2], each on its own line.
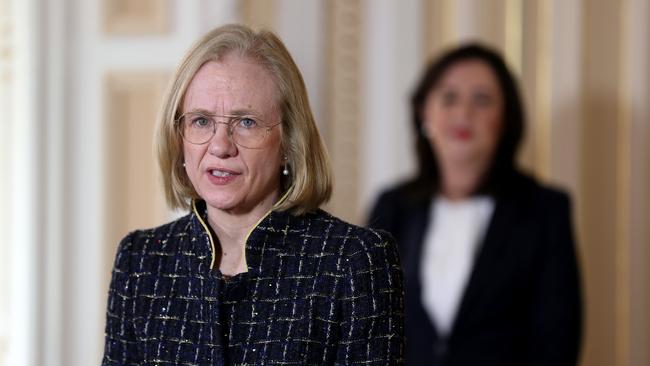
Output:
[366, 179, 427, 236]
[312, 209, 393, 241]
[112, 213, 194, 264]
[372, 179, 424, 207]
[512, 172, 571, 211]
[310, 210, 400, 267]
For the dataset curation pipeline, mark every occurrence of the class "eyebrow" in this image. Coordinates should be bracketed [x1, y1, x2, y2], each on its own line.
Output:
[186, 108, 262, 118]
[438, 83, 496, 92]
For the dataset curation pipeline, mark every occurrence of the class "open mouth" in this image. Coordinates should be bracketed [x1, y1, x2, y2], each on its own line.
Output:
[211, 169, 234, 177]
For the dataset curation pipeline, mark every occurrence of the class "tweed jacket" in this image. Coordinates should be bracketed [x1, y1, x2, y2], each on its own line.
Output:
[103, 200, 405, 365]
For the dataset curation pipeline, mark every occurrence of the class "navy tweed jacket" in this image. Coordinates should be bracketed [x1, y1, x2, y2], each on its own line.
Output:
[103, 200, 405, 365]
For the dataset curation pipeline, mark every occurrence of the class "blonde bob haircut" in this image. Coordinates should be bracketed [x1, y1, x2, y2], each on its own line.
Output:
[156, 24, 332, 215]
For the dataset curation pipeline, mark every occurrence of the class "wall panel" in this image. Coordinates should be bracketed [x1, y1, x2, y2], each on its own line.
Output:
[423, 0, 456, 61]
[240, 0, 276, 29]
[474, 0, 507, 49]
[548, 0, 581, 196]
[518, 0, 540, 173]
[103, 0, 169, 35]
[103, 71, 169, 288]
[3, 1, 649, 365]
[323, 0, 363, 223]
[417, 1, 647, 365]
[0, 0, 12, 363]
[580, 1, 622, 365]
[626, 0, 650, 364]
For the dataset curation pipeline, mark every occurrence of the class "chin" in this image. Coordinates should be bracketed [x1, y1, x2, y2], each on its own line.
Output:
[201, 191, 241, 212]
[446, 145, 477, 157]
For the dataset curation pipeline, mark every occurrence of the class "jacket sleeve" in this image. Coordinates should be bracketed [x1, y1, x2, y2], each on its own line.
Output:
[526, 192, 582, 365]
[335, 230, 405, 365]
[102, 231, 142, 365]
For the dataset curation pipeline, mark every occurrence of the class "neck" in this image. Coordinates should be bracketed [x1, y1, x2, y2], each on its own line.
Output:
[439, 157, 490, 201]
[205, 192, 279, 276]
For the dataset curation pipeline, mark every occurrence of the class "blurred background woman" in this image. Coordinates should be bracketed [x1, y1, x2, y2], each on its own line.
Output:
[368, 44, 581, 365]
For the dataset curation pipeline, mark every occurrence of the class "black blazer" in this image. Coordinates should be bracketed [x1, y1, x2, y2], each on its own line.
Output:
[368, 172, 581, 366]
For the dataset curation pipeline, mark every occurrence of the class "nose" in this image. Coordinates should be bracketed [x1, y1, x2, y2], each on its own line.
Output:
[208, 122, 237, 157]
[452, 98, 473, 124]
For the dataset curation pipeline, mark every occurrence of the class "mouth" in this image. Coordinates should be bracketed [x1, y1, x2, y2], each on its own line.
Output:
[206, 168, 240, 185]
[210, 169, 235, 177]
[453, 128, 473, 140]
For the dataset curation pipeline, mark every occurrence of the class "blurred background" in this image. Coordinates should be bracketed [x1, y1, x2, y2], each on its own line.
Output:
[0, 0, 648, 365]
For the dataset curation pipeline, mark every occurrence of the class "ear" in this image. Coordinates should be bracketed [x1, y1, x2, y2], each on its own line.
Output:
[282, 155, 290, 176]
[420, 97, 441, 139]
[421, 113, 438, 139]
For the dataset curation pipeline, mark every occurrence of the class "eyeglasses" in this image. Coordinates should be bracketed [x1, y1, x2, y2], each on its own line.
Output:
[176, 112, 281, 149]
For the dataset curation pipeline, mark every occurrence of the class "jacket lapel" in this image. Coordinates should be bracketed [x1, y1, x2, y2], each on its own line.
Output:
[402, 200, 431, 280]
[451, 193, 519, 334]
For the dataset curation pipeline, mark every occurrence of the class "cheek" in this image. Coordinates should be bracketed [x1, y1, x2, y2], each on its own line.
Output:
[422, 100, 442, 134]
[182, 144, 206, 176]
[245, 145, 282, 178]
[425, 106, 451, 148]
[491, 121, 503, 146]
[429, 109, 447, 134]
[472, 111, 503, 156]
[264, 132, 283, 169]
[485, 109, 504, 144]
[183, 144, 197, 164]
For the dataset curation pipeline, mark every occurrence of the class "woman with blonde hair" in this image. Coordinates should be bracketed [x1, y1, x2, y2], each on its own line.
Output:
[102, 24, 404, 365]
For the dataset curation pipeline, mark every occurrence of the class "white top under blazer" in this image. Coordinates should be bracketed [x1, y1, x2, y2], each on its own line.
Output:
[420, 196, 495, 336]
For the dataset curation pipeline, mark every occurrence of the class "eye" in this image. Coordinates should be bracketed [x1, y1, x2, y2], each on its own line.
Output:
[473, 93, 493, 107]
[439, 90, 457, 106]
[237, 117, 258, 129]
[190, 115, 212, 128]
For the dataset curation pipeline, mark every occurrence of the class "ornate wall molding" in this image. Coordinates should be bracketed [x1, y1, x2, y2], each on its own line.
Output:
[240, 0, 276, 30]
[620, 0, 650, 364]
[103, 71, 170, 282]
[324, 0, 362, 223]
[581, 1, 623, 365]
[103, 0, 169, 35]
[0, 0, 11, 363]
[423, 0, 456, 60]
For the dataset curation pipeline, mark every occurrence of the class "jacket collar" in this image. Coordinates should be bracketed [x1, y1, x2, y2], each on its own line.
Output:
[189, 198, 294, 277]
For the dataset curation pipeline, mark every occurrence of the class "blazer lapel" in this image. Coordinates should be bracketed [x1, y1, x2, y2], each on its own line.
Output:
[402, 200, 431, 280]
[403, 198, 442, 362]
[451, 193, 520, 333]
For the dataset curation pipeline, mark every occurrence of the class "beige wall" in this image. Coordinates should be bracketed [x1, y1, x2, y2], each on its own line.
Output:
[241, 1, 650, 365]
[418, 0, 650, 366]
[4, 0, 648, 365]
[0, 0, 12, 362]
[98, 1, 650, 365]
[418, 1, 650, 365]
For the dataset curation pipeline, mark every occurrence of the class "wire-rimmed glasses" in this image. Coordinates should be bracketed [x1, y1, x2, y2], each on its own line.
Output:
[176, 112, 281, 149]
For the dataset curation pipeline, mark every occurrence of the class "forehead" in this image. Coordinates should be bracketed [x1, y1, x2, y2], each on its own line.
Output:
[181, 54, 280, 116]
[438, 60, 500, 91]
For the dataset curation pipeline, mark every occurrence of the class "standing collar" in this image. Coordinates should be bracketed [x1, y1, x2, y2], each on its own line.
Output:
[190, 197, 294, 275]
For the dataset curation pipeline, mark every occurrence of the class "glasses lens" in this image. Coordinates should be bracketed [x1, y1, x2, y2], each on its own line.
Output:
[233, 128, 260, 149]
[182, 114, 213, 144]
[231, 117, 273, 149]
